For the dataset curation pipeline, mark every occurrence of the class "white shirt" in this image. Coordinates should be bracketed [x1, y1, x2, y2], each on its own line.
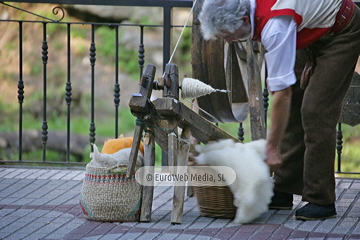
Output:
[262, 16, 297, 92]
[249, 0, 297, 92]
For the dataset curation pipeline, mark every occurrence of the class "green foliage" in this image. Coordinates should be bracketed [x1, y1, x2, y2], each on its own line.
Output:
[116, 28, 141, 80]
[53, 40, 63, 51]
[82, 144, 92, 163]
[216, 117, 252, 143]
[47, 22, 67, 36]
[4, 42, 17, 51]
[16, 11, 28, 21]
[95, 26, 116, 62]
[130, 15, 156, 25]
[341, 124, 360, 141]
[95, 108, 137, 137]
[336, 124, 360, 174]
[174, 27, 192, 76]
[155, 144, 161, 166]
[74, 44, 87, 56]
[0, 95, 17, 118]
[29, 62, 41, 76]
[118, 48, 140, 79]
[335, 140, 360, 177]
[95, 26, 140, 79]
[70, 26, 88, 39]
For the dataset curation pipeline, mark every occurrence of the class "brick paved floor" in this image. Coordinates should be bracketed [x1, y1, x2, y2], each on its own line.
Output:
[1, 166, 360, 240]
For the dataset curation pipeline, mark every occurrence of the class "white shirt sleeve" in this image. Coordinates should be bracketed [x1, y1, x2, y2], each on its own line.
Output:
[262, 15, 297, 92]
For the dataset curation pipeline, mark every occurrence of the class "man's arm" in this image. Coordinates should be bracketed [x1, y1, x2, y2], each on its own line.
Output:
[266, 86, 292, 174]
[261, 16, 297, 173]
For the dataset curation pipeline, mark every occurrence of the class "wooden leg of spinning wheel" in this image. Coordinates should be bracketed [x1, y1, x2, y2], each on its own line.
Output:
[168, 132, 178, 175]
[171, 138, 190, 224]
[179, 125, 193, 198]
[140, 129, 155, 222]
[187, 102, 199, 197]
[127, 125, 143, 178]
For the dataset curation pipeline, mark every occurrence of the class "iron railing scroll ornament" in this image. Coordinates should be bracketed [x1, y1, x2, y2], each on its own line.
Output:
[0, 2, 65, 22]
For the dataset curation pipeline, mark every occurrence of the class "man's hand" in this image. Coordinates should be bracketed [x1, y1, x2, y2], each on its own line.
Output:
[266, 146, 282, 175]
[265, 86, 292, 175]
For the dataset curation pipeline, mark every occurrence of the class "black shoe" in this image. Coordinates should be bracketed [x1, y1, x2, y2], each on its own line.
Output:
[269, 190, 293, 210]
[295, 203, 337, 220]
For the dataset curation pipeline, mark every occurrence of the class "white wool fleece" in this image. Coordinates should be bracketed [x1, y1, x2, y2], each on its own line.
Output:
[195, 139, 274, 224]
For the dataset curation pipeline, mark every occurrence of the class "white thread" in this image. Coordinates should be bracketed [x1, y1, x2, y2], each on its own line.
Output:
[183, 98, 222, 123]
[168, 0, 197, 64]
[162, 0, 197, 78]
[181, 77, 229, 99]
[159, 0, 224, 123]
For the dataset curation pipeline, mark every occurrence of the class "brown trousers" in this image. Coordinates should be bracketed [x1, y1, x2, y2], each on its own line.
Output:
[273, 4, 360, 205]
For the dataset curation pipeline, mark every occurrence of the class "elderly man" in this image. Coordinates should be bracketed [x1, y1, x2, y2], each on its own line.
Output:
[199, 0, 360, 220]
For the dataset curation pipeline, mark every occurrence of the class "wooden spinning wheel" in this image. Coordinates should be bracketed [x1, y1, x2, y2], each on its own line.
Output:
[126, 0, 267, 225]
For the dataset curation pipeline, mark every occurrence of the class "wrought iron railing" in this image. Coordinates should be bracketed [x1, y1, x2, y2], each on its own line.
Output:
[0, 1, 194, 166]
[0, 1, 360, 176]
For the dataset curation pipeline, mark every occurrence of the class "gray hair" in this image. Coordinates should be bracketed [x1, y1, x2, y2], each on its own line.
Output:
[199, 0, 250, 40]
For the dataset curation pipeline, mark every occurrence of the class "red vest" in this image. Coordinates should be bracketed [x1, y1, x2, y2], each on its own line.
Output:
[252, 0, 341, 49]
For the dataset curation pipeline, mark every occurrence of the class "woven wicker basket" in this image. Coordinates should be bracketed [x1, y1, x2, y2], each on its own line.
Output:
[189, 160, 236, 218]
[79, 164, 142, 222]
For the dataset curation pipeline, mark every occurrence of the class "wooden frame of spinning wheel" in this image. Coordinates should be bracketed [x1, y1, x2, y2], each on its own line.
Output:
[126, 0, 266, 224]
[127, 63, 242, 224]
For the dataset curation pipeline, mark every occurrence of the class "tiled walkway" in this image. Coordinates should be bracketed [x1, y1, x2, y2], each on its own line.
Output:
[1, 166, 360, 240]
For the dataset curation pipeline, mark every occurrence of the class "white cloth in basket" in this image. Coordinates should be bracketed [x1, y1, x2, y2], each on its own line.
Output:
[89, 143, 144, 168]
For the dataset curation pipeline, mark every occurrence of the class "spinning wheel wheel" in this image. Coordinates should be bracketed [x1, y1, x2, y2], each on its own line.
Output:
[191, 0, 266, 140]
